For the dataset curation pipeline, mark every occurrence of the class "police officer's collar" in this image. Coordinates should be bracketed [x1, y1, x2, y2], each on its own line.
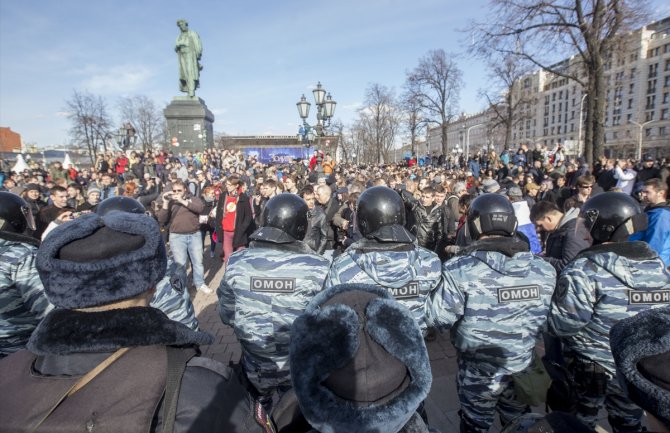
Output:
[350, 237, 416, 253]
[249, 239, 315, 255]
[460, 235, 528, 258]
[367, 225, 415, 244]
[574, 241, 656, 262]
[249, 226, 296, 244]
[0, 230, 40, 247]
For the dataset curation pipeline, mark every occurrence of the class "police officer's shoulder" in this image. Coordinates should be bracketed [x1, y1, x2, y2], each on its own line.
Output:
[0, 237, 38, 264]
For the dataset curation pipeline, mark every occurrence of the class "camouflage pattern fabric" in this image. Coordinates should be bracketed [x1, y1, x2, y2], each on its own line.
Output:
[549, 241, 670, 431]
[426, 242, 555, 433]
[427, 248, 555, 374]
[325, 239, 442, 333]
[150, 258, 199, 330]
[549, 242, 670, 375]
[217, 242, 330, 395]
[570, 374, 643, 432]
[457, 359, 529, 433]
[0, 238, 53, 356]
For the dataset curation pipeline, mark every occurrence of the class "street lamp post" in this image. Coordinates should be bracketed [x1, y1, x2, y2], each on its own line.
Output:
[629, 120, 656, 161]
[296, 82, 337, 156]
[577, 93, 588, 157]
[466, 123, 486, 159]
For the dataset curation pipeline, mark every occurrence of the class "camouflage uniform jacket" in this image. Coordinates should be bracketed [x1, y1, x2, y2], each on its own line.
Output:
[150, 258, 199, 330]
[0, 235, 53, 356]
[217, 240, 330, 393]
[427, 237, 556, 374]
[549, 241, 670, 375]
[325, 238, 441, 333]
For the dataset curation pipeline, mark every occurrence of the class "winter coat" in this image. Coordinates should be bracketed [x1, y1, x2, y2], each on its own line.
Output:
[543, 207, 592, 273]
[215, 192, 254, 249]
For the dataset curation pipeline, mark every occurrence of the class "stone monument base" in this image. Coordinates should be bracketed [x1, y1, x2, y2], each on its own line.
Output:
[164, 97, 215, 153]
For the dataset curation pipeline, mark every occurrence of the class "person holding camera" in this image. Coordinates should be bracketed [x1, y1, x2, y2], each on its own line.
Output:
[157, 179, 210, 294]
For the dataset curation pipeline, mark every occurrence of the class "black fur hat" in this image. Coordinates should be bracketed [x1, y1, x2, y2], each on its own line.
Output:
[289, 284, 432, 433]
[610, 307, 670, 428]
[36, 211, 167, 309]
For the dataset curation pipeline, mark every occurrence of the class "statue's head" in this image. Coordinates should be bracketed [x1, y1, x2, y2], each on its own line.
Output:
[176, 19, 188, 30]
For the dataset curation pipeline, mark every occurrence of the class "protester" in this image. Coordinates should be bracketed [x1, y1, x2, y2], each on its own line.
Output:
[157, 179, 210, 294]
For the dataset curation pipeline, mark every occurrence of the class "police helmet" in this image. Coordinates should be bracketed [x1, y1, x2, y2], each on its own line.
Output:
[0, 192, 36, 234]
[356, 186, 414, 243]
[251, 194, 308, 243]
[467, 193, 518, 239]
[580, 192, 647, 244]
[96, 196, 146, 216]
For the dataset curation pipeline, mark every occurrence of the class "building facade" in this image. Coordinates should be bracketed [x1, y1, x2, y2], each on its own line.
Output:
[0, 127, 22, 153]
[427, 16, 670, 160]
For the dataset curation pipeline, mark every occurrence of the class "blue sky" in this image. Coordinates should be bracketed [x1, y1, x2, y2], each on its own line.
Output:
[1, 0, 669, 148]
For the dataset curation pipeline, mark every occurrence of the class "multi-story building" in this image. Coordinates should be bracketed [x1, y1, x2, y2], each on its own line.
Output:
[0, 127, 22, 153]
[427, 16, 670, 159]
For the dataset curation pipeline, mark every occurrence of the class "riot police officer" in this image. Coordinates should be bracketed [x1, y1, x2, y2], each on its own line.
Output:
[0, 192, 52, 357]
[96, 196, 199, 330]
[217, 193, 331, 405]
[325, 186, 441, 334]
[427, 193, 556, 433]
[549, 192, 670, 432]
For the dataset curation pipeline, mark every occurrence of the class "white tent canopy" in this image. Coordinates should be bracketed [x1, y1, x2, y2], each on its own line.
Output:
[62, 153, 73, 169]
[11, 154, 28, 173]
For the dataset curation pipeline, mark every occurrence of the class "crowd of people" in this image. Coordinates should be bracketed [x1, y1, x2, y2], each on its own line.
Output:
[0, 143, 669, 433]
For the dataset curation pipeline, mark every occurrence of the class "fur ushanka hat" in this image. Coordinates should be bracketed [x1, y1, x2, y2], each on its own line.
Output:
[289, 284, 432, 433]
[36, 211, 167, 309]
[610, 307, 670, 428]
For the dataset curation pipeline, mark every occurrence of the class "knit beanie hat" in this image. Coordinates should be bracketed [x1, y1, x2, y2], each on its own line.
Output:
[610, 307, 670, 428]
[36, 211, 167, 309]
[289, 284, 432, 433]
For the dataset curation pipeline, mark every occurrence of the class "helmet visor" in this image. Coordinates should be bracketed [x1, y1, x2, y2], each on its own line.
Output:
[578, 207, 598, 237]
[22, 206, 36, 231]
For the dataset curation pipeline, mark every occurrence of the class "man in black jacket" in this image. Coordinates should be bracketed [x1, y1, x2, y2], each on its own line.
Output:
[400, 186, 444, 253]
[530, 201, 592, 273]
[0, 211, 262, 433]
[301, 185, 328, 254]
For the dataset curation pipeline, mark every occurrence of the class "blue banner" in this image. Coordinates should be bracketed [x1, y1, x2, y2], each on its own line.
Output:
[243, 147, 308, 164]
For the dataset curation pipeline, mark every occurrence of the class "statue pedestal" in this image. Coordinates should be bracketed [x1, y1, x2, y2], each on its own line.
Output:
[164, 97, 215, 152]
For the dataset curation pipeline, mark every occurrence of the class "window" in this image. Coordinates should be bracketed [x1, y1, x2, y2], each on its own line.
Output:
[660, 126, 667, 137]
[628, 99, 633, 109]
[664, 93, 670, 104]
[645, 128, 652, 137]
[662, 108, 669, 120]
[629, 83, 635, 94]
[645, 111, 655, 122]
[665, 75, 670, 88]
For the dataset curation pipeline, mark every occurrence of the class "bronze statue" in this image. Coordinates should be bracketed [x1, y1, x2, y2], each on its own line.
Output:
[175, 19, 202, 98]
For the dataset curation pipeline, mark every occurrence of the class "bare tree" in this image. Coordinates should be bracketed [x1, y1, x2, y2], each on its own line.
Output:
[353, 84, 401, 164]
[400, 88, 426, 156]
[406, 49, 463, 157]
[469, 0, 651, 163]
[65, 90, 112, 164]
[118, 95, 165, 152]
[480, 55, 534, 150]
